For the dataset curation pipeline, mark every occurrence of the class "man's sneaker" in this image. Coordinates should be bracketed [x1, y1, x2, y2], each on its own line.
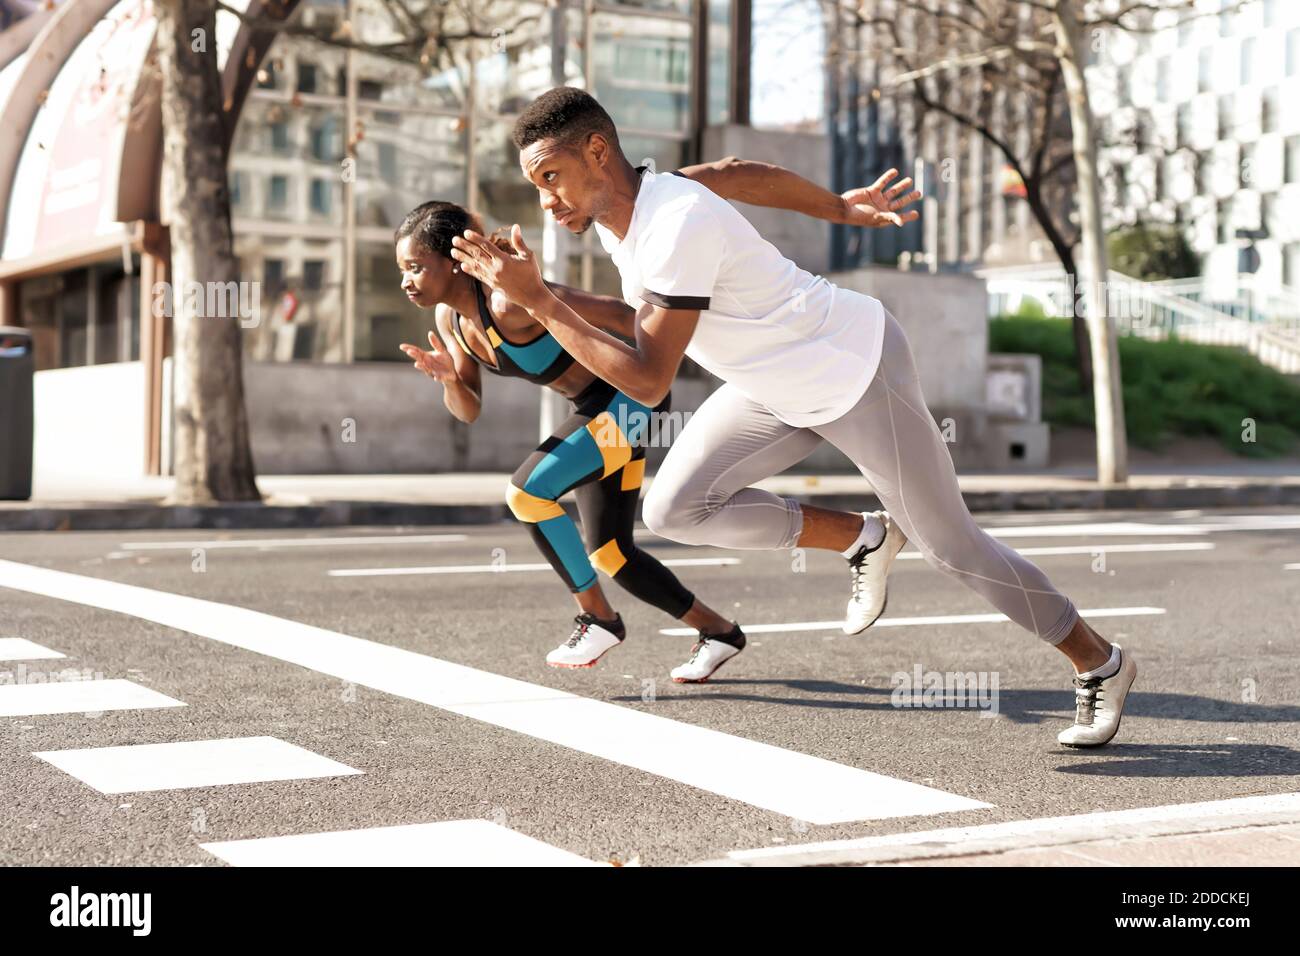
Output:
[1058, 645, 1137, 747]
[671, 625, 746, 683]
[546, 613, 625, 669]
[844, 511, 907, 634]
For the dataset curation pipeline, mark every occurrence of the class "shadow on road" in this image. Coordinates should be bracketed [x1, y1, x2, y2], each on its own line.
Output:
[612, 679, 1300, 729]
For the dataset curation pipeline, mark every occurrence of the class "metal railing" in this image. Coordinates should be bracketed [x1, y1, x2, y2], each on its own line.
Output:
[978, 265, 1300, 375]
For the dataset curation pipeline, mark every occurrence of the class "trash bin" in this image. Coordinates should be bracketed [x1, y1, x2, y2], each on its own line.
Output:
[0, 326, 34, 501]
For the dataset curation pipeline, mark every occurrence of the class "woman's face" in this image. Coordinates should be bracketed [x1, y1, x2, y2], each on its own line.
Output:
[395, 235, 454, 308]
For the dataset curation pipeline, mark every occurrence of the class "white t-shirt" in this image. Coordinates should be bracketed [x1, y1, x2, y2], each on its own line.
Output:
[594, 167, 886, 427]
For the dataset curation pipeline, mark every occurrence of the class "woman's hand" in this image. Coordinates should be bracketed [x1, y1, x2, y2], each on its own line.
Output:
[450, 225, 550, 311]
[399, 331, 459, 384]
[840, 169, 922, 228]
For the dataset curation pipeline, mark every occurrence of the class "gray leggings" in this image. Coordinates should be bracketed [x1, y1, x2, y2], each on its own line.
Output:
[643, 309, 1080, 645]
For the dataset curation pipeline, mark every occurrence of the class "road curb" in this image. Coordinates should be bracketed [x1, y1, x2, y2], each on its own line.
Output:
[693, 793, 1300, 867]
[0, 502, 514, 533]
[2, 482, 1297, 532]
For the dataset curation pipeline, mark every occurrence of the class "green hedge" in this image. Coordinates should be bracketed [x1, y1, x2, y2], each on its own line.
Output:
[989, 316, 1300, 457]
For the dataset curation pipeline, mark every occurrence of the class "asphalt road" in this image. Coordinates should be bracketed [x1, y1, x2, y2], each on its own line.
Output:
[1, 506, 1297, 866]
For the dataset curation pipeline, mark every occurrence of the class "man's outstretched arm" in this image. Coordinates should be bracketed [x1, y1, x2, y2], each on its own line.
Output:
[451, 227, 693, 407]
[675, 159, 921, 229]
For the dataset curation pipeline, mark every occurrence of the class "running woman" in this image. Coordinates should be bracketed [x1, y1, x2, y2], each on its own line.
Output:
[396, 203, 736, 679]
[449, 86, 1138, 747]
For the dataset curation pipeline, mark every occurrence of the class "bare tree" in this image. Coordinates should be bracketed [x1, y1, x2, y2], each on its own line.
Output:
[156, 0, 259, 504]
[150, 0, 544, 502]
[1052, 0, 1127, 484]
[841, 0, 1230, 484]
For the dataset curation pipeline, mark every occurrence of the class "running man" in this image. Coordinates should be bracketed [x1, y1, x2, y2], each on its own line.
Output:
[449, 86, 1137, 747]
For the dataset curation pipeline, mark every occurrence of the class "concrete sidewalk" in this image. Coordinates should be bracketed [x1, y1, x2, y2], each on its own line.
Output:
[701, 792, 1300, 867]
[2, 467, 1299, 531]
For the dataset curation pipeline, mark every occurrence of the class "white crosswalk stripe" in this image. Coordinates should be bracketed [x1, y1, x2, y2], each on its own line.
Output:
[0, 558, 990, 825]
[327, 557, 741, 577]
[116, 534, 468, 552]
[0, 638, 66, 661]
[660, 605, 1166, 636]
[896, 542, 1215, 559]
[33, 737, 362, 794]
[0, 679, 183, 717]
[201, 820, 601, 867]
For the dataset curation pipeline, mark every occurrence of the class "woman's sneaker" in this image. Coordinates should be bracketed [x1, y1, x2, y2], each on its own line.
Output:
[844, 511, 907, 634]
[671, 625, 746, 683]
[1058, 645, 1138, 747]
[546, 613, 625, 668]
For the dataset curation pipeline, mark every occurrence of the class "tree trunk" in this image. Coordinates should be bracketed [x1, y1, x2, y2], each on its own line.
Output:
[156, 0, 260, 504]
[1052, 0, 1128, 485]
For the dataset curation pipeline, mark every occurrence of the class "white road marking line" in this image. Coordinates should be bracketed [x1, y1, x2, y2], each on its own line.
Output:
[660, 606, 1166, 636]
[0, 638, 66, 661]
[34, 737, 362, 794]
[1285, 563, 1300, 571]
[118, 534, 468, 552]
[327, 557, 742, 577]
[897, 542, 1215, 559]
[0, 679, 184, 717]
[722, 792, 1300, 865]
[987, 514, 1300, 538]
[201, 820, 602, 867]
[0, 559, 988, 824]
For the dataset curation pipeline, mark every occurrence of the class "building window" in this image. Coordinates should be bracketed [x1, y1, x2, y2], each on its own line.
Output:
[1217, 201, 1233, 244]
[1284, 244, 1300, 287]
[309, 118, 338, 162]
[230, 171, 245, 210]
[270, 121, 290, 154]
[707, 0, 731, 124]
[1286, 135, 1300, 183]
[1219, 0, 1235, 38]
[309, 179, 332, 215]
[303, 260, 326, 292]
[1241, 37, 1256, 86]
[1156, 57, 1169, 101]
[1177, 102, 1193, 149]
[1288, 29, 1300, 76]
[1198, 46, 1213, 93]
[1262, 88, 1278, 134]
[377, 141, 398, 184]
[1218, 94, 1234, 139]
[1241, 142, 1255, 189]
[1261, 193, 1276, 236]
[297, 63, 317, 94]
[264, 259, 285, 295]
[267, 175, 289, 212]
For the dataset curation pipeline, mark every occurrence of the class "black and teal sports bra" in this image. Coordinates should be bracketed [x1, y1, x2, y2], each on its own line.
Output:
[447, 279, 576, 386]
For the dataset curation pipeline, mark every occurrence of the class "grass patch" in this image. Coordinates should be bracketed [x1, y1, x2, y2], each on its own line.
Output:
[989, 316, 1300, 457]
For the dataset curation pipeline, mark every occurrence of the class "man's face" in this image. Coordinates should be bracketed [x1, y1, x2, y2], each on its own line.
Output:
[519, 135, 611, 235]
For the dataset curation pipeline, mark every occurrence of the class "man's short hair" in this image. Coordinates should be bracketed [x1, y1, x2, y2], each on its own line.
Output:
[512, 86, 620, 154]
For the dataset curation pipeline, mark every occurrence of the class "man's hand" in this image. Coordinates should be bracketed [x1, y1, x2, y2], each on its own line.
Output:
[399, 331, 459, 384]
[450, 225, 549, 311]
[840, 169, 921, 228]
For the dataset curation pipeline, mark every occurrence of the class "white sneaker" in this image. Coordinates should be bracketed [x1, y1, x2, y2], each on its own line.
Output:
[843, 511, 907, 634]
[1058, 645, 1138, 747]
[671, 627, 746, 683]
[546, 614, 624, 669]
